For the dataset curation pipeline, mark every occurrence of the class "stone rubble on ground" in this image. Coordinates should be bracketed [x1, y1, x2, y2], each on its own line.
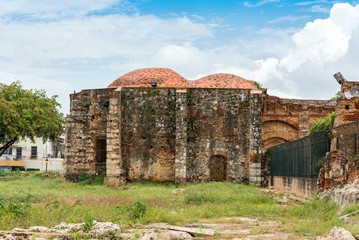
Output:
[141, 230, 193, 240]
[258, 188, 307, 203]
[316, 226, 355, 240]
[7, 221, 121, 239]
[331, 179, 359, 205]
[172, 188, 185, 195]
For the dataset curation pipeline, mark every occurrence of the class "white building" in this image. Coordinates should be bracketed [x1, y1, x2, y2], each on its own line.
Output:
[0, 135, 65, 172]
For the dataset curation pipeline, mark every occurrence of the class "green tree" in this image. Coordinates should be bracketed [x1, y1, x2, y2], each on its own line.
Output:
[0, 81, 64, 156]
[309, 112, 335, 139]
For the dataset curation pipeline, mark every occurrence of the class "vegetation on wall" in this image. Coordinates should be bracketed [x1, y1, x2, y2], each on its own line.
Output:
[255, 81, 262, 90]
[0, 81, 64, 156]
[144, 90, 159, 98]
[330, 91, 341, 101]
[309, 112, 335, 139]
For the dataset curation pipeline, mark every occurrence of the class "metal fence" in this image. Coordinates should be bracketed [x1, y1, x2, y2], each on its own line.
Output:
[269, 132, 330, 178]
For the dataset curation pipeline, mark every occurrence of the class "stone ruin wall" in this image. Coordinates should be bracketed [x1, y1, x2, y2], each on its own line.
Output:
[186, 89, 252, 183]
[318, 81, 359, 191]
[65, 87, 263, 185]
[262, 96, 336, 151]
[121, 88, 176, 182]
[65, 88, 114, 181]
[332, 81, 359, 131]
[318, 124, 359, 191]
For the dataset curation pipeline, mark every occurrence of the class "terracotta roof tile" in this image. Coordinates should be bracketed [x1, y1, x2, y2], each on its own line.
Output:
[108, 68, 189, 88]
[191, 73, 255, 89]
[108, 68, 257, 90]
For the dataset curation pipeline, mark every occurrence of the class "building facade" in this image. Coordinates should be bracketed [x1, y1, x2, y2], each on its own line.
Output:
[64, 68, 264, 186]
[64, 68, 338, 186]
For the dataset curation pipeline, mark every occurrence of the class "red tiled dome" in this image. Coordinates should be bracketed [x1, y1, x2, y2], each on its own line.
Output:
[108, 68, 189, 88]
[191, 73, 256, 89]
[108, 68, 258, 90]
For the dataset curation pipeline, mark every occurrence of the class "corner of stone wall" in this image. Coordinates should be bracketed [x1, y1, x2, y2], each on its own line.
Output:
[249, 90, 264, 185]
[175, 89, 188, 184]
[105, 88, 126, 186]
[64, 91, 90, 182]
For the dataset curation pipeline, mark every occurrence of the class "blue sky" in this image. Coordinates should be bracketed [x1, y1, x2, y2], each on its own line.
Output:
[1, 0, 359, 113]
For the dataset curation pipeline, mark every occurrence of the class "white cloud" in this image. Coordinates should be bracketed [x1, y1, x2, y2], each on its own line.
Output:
[267, 15, 309, 24]
[279, 3, 359, 72]
[308, 5, 330, 13]
[0, 4, 213, 113]
[295, 0, 331, 6]
[243, 0, 281, 7]
[1, 1, 359, 114]
[152, 3, 359, 100]
[0, 0, 132, 19]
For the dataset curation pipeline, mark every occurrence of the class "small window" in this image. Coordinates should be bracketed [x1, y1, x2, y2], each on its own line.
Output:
[336, 137, 340, 149]
[4, 147, 12, 155]
[16, 147, 22, 160]
[31, 146, 37, 159]
[345, 105, 349, 110]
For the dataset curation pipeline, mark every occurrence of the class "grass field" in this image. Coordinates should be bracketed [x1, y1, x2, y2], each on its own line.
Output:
[0, 171, 358, 237]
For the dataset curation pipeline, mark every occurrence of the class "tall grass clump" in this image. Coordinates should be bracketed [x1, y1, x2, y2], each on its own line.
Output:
[285, 198, 341, 236]
[78, 174, 105, 185]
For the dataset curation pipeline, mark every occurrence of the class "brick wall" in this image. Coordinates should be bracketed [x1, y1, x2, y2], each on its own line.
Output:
[318, 122, 359, 191]
[262, 96, 336, 151]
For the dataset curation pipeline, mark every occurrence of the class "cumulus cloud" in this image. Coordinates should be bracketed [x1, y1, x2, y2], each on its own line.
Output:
[0, 3, 213, 113]
[280, 3, 359, 72]
[152, 3, 359, 99]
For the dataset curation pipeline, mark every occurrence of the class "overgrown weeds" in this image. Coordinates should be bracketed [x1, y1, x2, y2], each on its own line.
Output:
[78, 174, 105, 185]
[0, 174, 356, 237]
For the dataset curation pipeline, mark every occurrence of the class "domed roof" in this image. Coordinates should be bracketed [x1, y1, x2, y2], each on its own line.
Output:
[108, 68, 189, 88]
[108, 68, 258, 90]
[191, 73, 256, 89]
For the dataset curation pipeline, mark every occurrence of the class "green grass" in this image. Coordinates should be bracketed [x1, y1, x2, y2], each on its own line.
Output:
[0, 172, 357, 237]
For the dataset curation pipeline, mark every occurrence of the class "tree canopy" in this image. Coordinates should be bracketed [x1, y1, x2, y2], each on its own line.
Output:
[0, 81, 64, 156]
[309, 112, 335, 139]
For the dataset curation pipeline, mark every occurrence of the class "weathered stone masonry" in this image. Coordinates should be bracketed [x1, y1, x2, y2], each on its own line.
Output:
[65, 68, 265, 185]
[262, 96, 336, 151]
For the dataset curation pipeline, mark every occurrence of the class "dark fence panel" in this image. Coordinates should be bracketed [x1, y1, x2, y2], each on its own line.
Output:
[269, 132, 330, 178]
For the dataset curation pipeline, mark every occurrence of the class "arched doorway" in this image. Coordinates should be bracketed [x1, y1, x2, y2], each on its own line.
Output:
[209, 155, 227, 181]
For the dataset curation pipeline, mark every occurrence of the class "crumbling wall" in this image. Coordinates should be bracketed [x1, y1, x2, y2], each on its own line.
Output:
[64, 88, 113, 181]
[121, 88, 176, 182]
[318, 122, 359, 191]
[318, 150, 359, 191]
[262, 96, 336, 151]
[186, 89, 252, 183]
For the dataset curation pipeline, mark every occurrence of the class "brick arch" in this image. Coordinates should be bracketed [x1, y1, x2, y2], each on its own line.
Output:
[262, 120, 299, 151]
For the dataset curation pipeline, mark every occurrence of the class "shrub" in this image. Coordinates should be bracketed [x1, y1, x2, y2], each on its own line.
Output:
[83, 214, 94, 232]
[78, 174, 104, 185]
[0, 196, 31, 218]
[309, 112, 335, 139]
[116, 201, 148, 219]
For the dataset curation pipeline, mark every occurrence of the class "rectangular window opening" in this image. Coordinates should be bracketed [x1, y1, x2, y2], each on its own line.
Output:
[31, 146, 37, 159]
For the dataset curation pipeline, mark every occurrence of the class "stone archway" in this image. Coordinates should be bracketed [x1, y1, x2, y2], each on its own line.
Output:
[209, 155, 227, 181]
[262, 120, 299, 151]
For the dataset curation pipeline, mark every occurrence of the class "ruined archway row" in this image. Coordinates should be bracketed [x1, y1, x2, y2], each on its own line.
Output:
[262, 95, 336, 151]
